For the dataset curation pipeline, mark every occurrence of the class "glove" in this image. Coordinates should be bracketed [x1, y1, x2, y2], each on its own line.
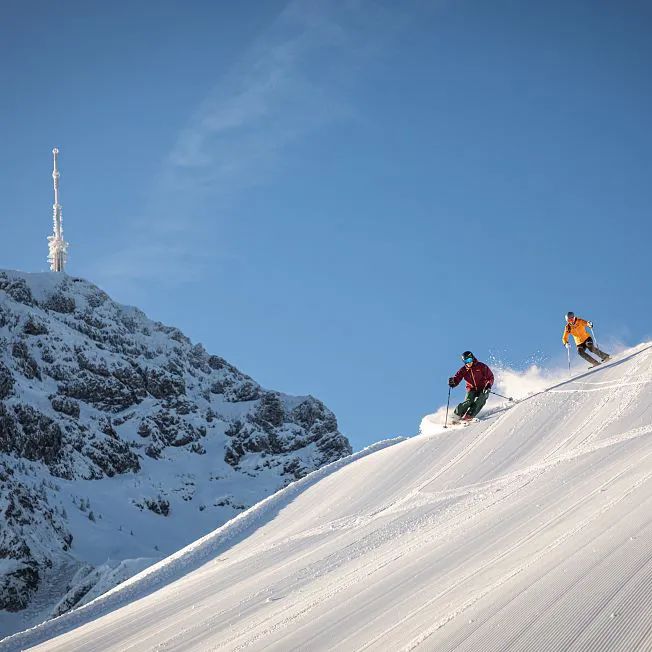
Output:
[564, 342, 570, 348]
[484, 384, 492, 394]
[587, 321, 593, 328]
[448, 377, 456, 388]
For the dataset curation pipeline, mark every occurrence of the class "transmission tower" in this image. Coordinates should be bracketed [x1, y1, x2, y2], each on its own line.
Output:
[47, 147, 69, 272]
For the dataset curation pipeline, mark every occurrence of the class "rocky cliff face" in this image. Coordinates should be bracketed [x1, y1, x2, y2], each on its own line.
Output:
[0, 270, 351, 635]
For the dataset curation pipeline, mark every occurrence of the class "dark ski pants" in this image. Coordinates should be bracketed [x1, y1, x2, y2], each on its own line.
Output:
[454, 389, 489, 419]
[577, 337, 609, 365]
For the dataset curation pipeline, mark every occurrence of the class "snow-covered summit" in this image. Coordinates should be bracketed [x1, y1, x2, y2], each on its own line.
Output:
[0, 270, 350, 636]
[4, 342, 652, 651]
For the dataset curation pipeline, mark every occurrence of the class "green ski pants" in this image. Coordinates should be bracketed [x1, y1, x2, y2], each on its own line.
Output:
[454, 389, 489, 419]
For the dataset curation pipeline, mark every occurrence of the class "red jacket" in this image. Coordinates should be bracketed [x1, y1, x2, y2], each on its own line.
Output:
[451, 361, 494, 391]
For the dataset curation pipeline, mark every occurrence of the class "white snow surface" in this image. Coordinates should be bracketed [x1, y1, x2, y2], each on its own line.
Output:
[4, 343, 652, 651]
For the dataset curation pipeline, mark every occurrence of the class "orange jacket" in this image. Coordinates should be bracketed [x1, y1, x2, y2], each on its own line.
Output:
[562, 317, 592, 345]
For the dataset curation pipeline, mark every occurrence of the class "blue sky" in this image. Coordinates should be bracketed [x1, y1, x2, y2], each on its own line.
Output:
[2, 0, 651, 450]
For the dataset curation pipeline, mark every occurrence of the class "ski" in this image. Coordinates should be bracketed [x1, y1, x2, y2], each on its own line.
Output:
[448, 417, 480, 427]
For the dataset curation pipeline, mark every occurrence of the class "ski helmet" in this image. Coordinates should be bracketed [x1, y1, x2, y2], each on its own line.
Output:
[461, 350, 475, 362]
[565, 311, 575, 322]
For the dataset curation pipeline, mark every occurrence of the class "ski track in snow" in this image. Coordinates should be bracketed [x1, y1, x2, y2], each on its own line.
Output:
[3, 343, 652, 651]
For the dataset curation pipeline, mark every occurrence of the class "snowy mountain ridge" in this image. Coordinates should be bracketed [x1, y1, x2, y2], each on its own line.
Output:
[4, 341, 651, 651]
[0, 270, 351, 636]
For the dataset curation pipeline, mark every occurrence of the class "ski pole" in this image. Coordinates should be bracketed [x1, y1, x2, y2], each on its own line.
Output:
[443, 385, 451, 429]
[489, 390, 514, 402]
[566, 343, 571, 377]
[589, 325, 598, 348]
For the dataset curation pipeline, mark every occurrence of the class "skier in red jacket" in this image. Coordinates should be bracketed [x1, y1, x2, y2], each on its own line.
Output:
[448, 351, 494, 422]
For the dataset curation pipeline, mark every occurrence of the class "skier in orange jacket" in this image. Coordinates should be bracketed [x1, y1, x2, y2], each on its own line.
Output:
[562, 312, 610, 367]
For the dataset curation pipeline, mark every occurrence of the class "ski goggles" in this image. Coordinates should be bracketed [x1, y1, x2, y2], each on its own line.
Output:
[463, 356, 474, 364]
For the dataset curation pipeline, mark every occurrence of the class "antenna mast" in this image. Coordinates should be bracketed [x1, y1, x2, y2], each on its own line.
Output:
[47, 147, 69, 272]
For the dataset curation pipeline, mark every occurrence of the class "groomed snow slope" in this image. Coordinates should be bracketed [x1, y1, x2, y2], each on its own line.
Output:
[4, 343, 652, 651]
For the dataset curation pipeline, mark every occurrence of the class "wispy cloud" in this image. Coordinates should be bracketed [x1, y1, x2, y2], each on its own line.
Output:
[164, 0, 378, 194]
[94, 0, 405, 289]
